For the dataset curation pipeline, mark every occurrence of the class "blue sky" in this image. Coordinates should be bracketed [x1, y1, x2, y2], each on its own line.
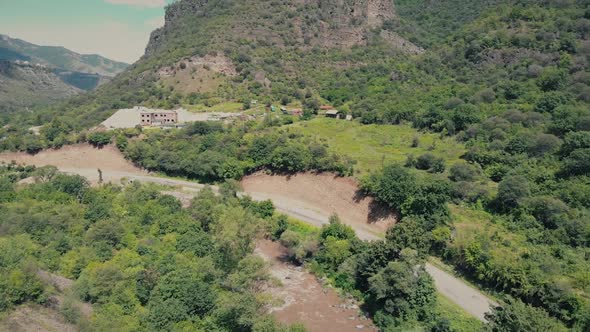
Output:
[0, 0, 176, 63]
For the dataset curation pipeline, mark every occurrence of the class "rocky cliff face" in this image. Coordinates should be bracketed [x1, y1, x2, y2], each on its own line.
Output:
[144, 0, 421, 57]
[145, 0, 213, 56]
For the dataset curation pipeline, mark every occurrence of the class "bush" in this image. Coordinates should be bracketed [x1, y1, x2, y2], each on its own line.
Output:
[449, 162, 479, 182]
[497, 175, 530, 209]
[87, 132, 112, 147]
[415, 153, 445, 173]
[270, 144, 312, 173]
[524, 196, 569, 229]
[484, 297, 567, 332]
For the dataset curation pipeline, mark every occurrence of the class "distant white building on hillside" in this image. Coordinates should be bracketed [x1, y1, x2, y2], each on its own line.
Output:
[100, 106, 241, 130]
[137, 107, 179, 126]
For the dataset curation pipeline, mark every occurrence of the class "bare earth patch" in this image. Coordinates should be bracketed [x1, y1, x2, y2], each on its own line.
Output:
[0, 305, 77, 332]
[0, 144, 146, 183]
[242, 172, 396, 235]
[256, 240, 375, 332]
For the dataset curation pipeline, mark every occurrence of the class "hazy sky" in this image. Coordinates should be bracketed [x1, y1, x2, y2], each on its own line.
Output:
[0, 0, 176, 63]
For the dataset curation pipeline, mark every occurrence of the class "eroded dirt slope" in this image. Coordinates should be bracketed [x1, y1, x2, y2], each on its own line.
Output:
[242, 172, 396, 233]
[256, 240, 375, 332]
[0, 144, 146, 183]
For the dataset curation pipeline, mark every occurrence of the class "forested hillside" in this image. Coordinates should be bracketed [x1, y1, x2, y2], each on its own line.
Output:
[0, 0, 589, 331]
[0, 164, 306, 331]
[0, 35, 128, 112]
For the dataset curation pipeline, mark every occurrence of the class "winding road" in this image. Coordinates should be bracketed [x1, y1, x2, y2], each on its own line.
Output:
[120, 175, 498, 321]
[0, 148, 497, 321]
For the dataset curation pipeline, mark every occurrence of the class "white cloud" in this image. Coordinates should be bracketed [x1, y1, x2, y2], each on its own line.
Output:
[104, 0, 166, 8]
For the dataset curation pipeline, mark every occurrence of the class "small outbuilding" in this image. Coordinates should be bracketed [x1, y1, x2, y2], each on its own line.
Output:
[289, 109, 303, 116]
[325, 109, 341, 118]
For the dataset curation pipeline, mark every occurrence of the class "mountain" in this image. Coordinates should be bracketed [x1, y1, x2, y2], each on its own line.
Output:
[17, 0, 588, 130]
[0, 35, 128, 111]
[0, 34, 128, 77]
[1, 0, 590, 330]
[0, 60, 80, 111]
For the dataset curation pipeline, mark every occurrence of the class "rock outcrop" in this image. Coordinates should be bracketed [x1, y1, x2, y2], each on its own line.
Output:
[144, 0, 423, 57]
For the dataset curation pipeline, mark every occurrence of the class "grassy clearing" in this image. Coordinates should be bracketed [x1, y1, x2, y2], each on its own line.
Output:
[185, 101, 244, 113]
[286, 218, 321, 237]
[436, 294, 485, 332]
[290, 118, 467, 176]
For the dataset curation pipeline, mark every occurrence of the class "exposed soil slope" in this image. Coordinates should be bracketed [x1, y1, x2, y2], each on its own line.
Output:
[0, 144, 146, 183]
[242, 172, 396, 235]
[256, 240, 375, 332]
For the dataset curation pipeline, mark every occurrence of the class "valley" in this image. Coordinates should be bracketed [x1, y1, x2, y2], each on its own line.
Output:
[0, 0, 589, 331]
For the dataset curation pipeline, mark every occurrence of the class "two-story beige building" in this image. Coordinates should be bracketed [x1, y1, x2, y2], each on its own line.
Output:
[138, 107, 178, 126]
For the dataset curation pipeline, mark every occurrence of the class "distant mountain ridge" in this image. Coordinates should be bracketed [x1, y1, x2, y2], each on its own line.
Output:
[0, 60, 80, 111]
[0, 34, 128, 77]
[0, 34, 129, 111]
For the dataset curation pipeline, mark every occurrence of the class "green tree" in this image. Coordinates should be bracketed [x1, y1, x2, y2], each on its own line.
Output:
[368, 249, 436, 325]
[362, 164, 417, 211]
[484, 297, 567, 332]
[497, 175, 530, 210]
[149, 269, 216, 319]
[270, 144, 312, 173]
[562, 148, 590, 176]
[87, 132, 112, 147]
[211, 207, 260, 270]
[51, 174, 90, 201]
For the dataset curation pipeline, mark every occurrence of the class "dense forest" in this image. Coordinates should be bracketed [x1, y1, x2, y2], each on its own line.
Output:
[0, 0, 589, 330]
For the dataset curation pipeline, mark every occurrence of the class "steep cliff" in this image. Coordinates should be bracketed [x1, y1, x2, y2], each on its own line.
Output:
[145, 0, 420, 57]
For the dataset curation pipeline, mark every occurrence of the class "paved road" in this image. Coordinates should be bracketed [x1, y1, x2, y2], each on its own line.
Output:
[57, 169, 497, 321]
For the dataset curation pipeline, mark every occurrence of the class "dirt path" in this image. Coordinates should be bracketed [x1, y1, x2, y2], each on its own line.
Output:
[242, 172, 396, 236]
[256, 240, 375, 332]
[243, 173, 496, 321]
[0, 146, 497, 321]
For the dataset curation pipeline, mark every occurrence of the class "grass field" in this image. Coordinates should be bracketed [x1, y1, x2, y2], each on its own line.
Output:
[289, 118, 467, 176]
[185, 101, 244, 113]
[436, 294, 485, 332]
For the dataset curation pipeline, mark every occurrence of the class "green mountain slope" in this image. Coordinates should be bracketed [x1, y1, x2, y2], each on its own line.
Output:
[2, 2, 589, 329]
[0, 35, 129, 111]
[0, 60, 80, 112]
[0, 34, 128, 77]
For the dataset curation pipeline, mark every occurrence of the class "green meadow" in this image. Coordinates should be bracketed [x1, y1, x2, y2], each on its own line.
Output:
[290, 118, 467, 176]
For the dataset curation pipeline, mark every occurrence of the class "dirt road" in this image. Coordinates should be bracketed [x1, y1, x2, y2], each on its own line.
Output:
[0, 145, 497, 321]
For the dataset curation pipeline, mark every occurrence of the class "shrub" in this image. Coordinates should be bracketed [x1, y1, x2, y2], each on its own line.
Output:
[415, 153, 446, 173]
[449, 162, 479, 182]
[87, 132, 112, 147]
[497, 175, 530, 209]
